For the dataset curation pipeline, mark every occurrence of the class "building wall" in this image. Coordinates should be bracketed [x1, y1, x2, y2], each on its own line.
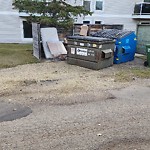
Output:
[0, 0, 145, 43]
[0, 14, 22, 43]
[103, 0, 142, 15]
[75, 0, 143, 32]
[0, 0, 16, 12]
[0, 0, 32, 43]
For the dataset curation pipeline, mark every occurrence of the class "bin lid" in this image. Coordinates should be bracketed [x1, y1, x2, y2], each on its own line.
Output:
[146, 44, 150, 47]
[91, 29, 133, 39]
[67, 36, 114, 43]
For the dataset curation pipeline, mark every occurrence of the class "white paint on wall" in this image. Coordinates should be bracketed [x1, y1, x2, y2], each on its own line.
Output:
[0, 0, 33, 43]
[0, 0, 146, 43]
[74, 0, 143, 31]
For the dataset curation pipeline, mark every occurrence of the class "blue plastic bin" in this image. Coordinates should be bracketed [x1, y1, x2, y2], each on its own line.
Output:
[91, 29, 137, 64]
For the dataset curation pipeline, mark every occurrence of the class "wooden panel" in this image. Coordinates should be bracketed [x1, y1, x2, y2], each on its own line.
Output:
[73, 23, 83, 35]
[73, 24, 123, 36]
[88, 24, 103, 34]
[32, 23, 41, 59]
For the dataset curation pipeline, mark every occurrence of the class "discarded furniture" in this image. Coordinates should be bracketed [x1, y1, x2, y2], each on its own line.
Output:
[73, 24, 123, 36]
[79, 25, 88, 36]
[40, 28, 67, 59]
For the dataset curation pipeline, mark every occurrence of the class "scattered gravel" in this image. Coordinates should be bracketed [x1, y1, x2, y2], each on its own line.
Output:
[0, 59, 150, 150]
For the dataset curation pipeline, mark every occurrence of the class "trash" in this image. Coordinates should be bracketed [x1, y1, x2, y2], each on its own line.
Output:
[46, 41, 67, 58]
[91, 29, 133, 39]
[13, 108, 17, 111]
[97, 133, 102, 136]
[80, 25, 88, 36]
[132, 77, 136, 80]
[41, 28, 67, 59]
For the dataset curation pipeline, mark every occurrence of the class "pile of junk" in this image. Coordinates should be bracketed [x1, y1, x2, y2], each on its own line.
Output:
[35, 25, 137, 70]
[66, 25, 137, 70]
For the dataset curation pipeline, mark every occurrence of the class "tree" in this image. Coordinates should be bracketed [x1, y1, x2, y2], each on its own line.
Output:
[13, 0, 92, 30]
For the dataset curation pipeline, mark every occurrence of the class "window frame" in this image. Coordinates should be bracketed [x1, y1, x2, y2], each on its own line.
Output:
[144, 0, 150, 2]
[95, 21, 101, 24]
[94, 0, 104, 12]
[22, 21, 33, 39]
[83, 0, 91, 12]
[83, 20, 90, 24]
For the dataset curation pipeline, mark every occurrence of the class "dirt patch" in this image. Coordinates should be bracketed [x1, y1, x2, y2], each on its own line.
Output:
[0, 100, 32, 122]
[97, 137, 150, 150]
[110, 85, 150, 100]
[0, 57, 150, 150]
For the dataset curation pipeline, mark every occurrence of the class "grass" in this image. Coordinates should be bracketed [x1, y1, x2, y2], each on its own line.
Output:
[0, 44, 39, 69]
[115, 67, 150, 82]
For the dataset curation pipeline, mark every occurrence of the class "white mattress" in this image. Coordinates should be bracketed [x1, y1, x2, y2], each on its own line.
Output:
[41, 28, 60, 58]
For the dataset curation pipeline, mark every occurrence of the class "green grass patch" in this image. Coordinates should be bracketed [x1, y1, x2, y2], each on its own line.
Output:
[0, 44, 39, 69]
[131, 68, 150, 78]
[115, 67, 150, 82]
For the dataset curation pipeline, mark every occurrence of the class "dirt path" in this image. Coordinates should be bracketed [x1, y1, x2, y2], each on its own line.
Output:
[0, 58, 150, 150]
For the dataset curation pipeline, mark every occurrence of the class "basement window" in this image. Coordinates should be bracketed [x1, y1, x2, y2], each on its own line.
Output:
[95, 21, 101, 24]
[83, 21, 90, 24]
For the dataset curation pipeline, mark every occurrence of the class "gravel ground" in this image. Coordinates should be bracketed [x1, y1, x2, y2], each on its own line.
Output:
[0, 58, 150, 150]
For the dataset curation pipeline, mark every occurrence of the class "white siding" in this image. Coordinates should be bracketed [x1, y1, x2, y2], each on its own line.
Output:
[101, 17, 139, 31]
[0, 0, 17, 12]
[0, 0, 30, 43]
[0, 0, 20, 43]
[75, 0, 144, 32]
[0, 14, 22, 43]
[0, 0, 146, 43]
[104, 0, 142, 15]
[66, 0, 83, 6]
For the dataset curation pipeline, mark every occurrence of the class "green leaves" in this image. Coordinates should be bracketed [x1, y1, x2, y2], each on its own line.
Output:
[13, 0, 92, 29]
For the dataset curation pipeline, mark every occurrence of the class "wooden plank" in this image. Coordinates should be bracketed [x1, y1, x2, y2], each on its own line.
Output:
[32, 23, 41, 59]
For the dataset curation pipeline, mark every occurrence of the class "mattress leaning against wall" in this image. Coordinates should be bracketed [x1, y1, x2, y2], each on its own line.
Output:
[40, 28, 67, 59]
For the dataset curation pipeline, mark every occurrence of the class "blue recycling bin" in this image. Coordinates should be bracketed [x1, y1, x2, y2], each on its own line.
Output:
[114, 31, 137, 64]
[91, 29, 137, 64]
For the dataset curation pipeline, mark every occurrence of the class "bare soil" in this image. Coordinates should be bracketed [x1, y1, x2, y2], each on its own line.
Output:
[0, 58, 150, 150]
